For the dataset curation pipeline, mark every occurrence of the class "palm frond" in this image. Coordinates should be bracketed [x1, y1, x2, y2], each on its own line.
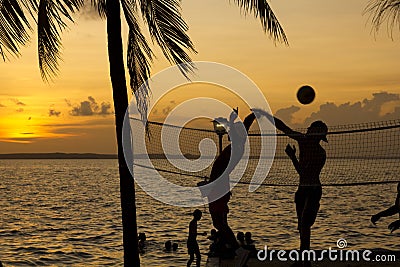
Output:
[0, 0, 32, 60]
[139, 0, 196, 74]
[365, 0, 400, 35]
[37, 0, 83, 80]
[122, 0, 154, 117]
[21, 0, 39, 18]
[90, 0, 107, 18]
[232, 0, 288, 45]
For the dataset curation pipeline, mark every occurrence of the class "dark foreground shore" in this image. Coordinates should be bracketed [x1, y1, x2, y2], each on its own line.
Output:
[207, 249, 400, 267]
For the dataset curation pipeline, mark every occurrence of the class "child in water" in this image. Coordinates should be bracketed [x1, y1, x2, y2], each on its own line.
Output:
[187, 209, 207, 267]
[138, 232, 146, 253]
[164, 240, 172, 252]
[371, 182, 400, 233]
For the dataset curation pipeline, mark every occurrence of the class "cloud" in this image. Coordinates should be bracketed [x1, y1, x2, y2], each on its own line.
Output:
[40, 118, 114, 129]
[275, 105, 301, 125]
[162, 101, 177, 115]
[0, 103, 5, 107]
[162, 106, 172, 116]
[78, 1, 103, 20]
[275, 91, 400, 127]
[69, 96, 112, 116]
[65, 99, 72, 107]
[0, 138, 38, 144]
[10, 98, 26, 106]
[71, 101, 93, 116]
[99, 102, 112, 115]
[16, 108, 24, 113]
[49, 108, 61, 117]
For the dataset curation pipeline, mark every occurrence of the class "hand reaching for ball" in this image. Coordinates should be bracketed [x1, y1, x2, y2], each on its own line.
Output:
[251, 108, 272, 119]
[229, 108, 238, 122]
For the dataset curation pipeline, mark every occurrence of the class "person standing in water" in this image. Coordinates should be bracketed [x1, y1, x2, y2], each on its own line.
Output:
[208, 109, 256, 251]
[371, 182, 400, 233]
[187, 209, 207, 267]
[253, 109, 328, 256]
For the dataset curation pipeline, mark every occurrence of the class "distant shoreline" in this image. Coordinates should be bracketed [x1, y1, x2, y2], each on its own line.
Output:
[0, 153, 118, 159]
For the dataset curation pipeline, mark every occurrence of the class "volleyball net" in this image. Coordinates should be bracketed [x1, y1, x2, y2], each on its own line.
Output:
[131, 118, 400, 187]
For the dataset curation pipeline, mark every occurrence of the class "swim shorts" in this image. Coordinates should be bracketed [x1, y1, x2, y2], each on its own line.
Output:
[295, 185, 322, 228]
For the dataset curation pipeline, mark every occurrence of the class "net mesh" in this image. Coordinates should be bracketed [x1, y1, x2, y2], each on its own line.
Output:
[132, 118, 400, 186]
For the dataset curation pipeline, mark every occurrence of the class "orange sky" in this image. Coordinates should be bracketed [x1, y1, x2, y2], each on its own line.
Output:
[0, 0, 399, 153]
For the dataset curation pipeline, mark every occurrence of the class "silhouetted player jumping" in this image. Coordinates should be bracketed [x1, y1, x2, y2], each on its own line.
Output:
[208, 109, 256, 251]
[371, 182, 400, 233]
[253, 109, 328, 253]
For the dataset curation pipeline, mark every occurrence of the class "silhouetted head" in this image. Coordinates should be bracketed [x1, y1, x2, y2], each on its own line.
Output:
[306, 121, 328, 142]
[193, 209, 202, 220]
[165, 240, 172, 251]
[172, 242, 178, 251]
[237, 231, 245, 242]
[245, 232, 253, 243]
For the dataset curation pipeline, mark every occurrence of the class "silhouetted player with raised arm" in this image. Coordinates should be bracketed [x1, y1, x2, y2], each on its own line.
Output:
[253, 109, 327, 255]
[208, 109, 256, 252]
[371, 182, 400, 233]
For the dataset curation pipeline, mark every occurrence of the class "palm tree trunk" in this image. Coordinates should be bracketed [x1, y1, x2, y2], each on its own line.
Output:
[106, 0, 140, 266]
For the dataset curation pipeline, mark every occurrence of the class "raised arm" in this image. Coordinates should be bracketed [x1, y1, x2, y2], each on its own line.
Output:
[252, 109, 303, 141]
[228, 110, 256, 135]
[243, 113, 256, 132]
[285, 144, 301, 175]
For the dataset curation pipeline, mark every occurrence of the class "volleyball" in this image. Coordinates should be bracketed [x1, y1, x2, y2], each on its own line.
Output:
[297, 85, 316, 105]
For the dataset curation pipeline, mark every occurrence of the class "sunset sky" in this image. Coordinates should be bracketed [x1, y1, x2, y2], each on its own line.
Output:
[0, 0, 399, 153]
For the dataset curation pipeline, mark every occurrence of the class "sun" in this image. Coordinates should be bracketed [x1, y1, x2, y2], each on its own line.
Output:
[0, 114, 69, 143]
[1, 115, 39, 143]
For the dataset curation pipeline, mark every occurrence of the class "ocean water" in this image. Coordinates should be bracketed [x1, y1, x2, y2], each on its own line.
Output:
[0, 159, 399, 266]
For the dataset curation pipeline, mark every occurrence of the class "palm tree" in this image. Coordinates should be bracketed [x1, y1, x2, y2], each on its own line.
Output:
[0, 0, 287, 266]
[365, 0, 400, 36]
